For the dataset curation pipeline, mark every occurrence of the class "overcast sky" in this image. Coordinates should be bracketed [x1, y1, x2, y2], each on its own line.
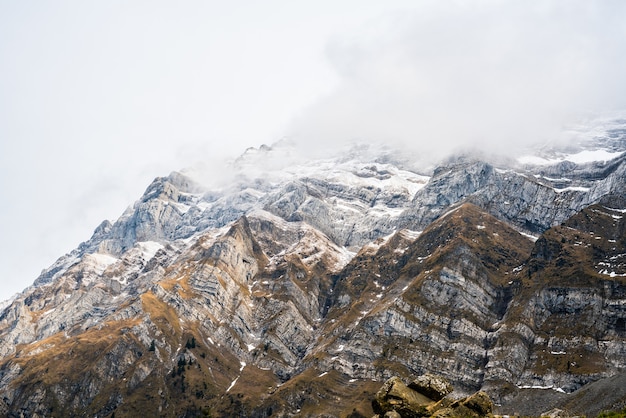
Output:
[1, 0, 625, 302]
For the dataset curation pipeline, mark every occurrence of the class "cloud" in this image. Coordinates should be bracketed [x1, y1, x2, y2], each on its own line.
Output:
[1, 0, 625, 302]
[286, 0, 626, 165]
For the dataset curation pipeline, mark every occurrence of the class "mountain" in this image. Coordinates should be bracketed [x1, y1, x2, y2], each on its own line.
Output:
[1, 121, 626, 417]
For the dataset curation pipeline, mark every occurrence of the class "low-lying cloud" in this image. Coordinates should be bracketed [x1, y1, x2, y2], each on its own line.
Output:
[286, 0, 626, 164]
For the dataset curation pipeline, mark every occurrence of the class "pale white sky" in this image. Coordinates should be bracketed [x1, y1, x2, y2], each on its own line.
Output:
[1, 0, 625, 301]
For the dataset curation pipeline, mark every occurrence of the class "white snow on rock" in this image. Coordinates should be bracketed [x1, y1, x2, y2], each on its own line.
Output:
[553, 186, 590, 193]
[137, 241, 164, 260]
[85, 253, 119, 275]
[563, 150, 624, 164]
[226, 377, 239, 393]
[518, 149, 624, 166]
[517, 384, 566, 393]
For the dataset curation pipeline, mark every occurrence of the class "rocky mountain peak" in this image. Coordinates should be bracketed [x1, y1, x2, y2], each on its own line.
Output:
[2, 127, 626, 416]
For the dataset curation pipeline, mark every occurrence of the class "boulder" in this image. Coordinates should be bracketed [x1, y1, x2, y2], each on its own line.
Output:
[461, 391, 493, 416]
[371, 376, 495, 418]
[373, 376, 434, 417]
[408, 374, 453, 401]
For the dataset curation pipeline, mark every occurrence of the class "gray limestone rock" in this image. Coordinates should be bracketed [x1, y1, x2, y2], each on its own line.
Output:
[2, 136, 626, 417]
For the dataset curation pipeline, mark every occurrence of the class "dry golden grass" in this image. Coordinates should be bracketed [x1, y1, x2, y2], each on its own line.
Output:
[245, 369, 381, 417]
[157, 274, 198, 299]
[27, 307, 50, 324]
[8, 318, 142, 389]
[141, 291, 182, 337]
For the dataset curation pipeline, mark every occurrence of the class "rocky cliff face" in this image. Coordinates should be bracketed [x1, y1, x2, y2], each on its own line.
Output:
[484, 197, 626, 403]
[1, 130, 626, 417]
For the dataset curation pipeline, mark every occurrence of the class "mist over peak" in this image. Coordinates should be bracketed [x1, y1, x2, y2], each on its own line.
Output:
[3, 0, 625, 304]
[286, 0, 626, 164]
[182, 111, 626, 196]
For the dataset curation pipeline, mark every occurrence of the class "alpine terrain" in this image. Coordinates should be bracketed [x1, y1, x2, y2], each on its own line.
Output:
[1, 118, 626, 417]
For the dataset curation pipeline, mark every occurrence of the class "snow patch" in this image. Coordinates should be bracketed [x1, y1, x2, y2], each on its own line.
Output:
[554, 186, 590, 193]
[599, 270, 626, 278]
[603, 206, 626, 214]
[518, 384, 566, 393]
[399, 229, 422, 240]
[137, 241, 164, 260]
[438, 206, 462, 220]
[226, 377, 239, 393]
[519, 231, 538, 242]
[564, 149, 624, 164]
[512, 265, 524, 273]
[85, 253, 119, 275]
[518, 149, 624, 166]
[169, 201, 192, 214]
[541, 176, 572, 182]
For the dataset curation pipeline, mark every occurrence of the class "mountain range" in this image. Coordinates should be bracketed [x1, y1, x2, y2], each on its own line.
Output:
[1, 119, 626, 417]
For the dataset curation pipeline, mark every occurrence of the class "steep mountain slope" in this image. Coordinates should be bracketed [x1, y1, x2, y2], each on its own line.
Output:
[485, 195, 626, 413]
[1, 127, 626, 417]
[400, 152, 626, 234]
[311, 203, 535, 391]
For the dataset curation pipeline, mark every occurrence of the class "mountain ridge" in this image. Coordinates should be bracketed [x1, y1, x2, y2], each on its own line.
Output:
[1, 125, 626, 416]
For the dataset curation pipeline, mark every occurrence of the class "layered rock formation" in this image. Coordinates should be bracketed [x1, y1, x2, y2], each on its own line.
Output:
[1, 129, 626, 417]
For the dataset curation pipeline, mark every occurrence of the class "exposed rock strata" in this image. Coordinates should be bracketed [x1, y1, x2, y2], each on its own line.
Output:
[0, 140, 625, 416]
